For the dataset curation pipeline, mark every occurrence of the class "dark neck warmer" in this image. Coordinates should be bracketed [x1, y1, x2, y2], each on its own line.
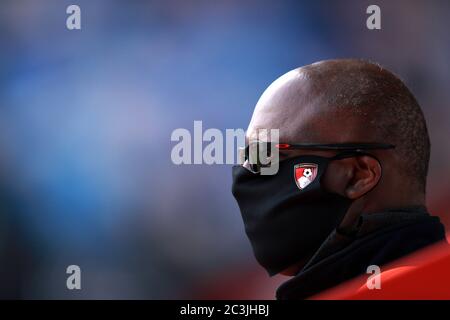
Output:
[276, 206, 447, 300]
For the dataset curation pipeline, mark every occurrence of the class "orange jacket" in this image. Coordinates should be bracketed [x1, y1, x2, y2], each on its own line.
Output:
[312, 236, 450, 299]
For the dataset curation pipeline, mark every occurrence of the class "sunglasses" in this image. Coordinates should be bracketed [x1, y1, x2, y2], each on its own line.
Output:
[241, 142, 395, 174]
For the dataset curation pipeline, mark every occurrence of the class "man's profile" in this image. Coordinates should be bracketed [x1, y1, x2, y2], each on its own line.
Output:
[231, 59, 447, 299]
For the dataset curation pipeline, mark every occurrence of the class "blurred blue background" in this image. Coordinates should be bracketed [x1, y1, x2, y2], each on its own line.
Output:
[0, 0, 449, 298]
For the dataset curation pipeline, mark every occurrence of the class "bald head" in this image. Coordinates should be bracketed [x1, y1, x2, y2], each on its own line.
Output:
[248, 59, 430, 194]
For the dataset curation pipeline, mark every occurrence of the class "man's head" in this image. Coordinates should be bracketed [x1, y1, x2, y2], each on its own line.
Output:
[248, 59, 429, 208]
[235, 59, 431, 275]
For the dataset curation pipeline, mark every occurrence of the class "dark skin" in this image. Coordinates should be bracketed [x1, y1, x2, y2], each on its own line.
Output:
[246, 60, 425, 276]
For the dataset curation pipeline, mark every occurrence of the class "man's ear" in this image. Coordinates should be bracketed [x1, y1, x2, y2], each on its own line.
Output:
[344, 155, 382, 199]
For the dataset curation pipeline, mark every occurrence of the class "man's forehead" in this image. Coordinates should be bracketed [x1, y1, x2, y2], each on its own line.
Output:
[246, 65, 375, 144]
[247, 98, 341, 141]
[247, 69, 327, 141]
[246, 102, 370, 144]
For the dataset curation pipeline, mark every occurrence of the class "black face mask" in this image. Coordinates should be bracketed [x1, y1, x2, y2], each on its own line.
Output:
[232, 152, 360, 276]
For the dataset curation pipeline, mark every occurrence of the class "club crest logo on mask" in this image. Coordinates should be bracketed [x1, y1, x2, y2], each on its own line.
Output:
[294, 164, 318, 190]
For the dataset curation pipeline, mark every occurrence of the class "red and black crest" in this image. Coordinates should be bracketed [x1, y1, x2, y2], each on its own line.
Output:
[294, 163, 318, 190]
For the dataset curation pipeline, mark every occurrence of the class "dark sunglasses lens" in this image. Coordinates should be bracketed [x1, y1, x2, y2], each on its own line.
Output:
[246, 142, 272, 160]
[243, 142, 274, 174]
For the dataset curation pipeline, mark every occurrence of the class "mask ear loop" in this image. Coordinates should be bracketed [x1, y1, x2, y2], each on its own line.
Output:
[331, 151, 384, 237]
